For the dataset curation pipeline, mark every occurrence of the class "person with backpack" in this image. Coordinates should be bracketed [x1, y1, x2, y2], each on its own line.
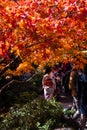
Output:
[77, 64, 87, 130]
[68, 65, 80, 119]
[42, 66, 56, 101]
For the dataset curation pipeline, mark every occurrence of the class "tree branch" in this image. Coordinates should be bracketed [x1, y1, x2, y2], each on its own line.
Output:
[0, 72, 37, 94]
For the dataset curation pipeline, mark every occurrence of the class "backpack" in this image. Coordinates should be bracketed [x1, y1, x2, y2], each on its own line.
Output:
[77, 74, 87, 101]
[43, 75, 53, 87]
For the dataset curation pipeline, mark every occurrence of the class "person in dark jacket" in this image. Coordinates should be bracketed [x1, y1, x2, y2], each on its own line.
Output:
[78, 64, 87, 130]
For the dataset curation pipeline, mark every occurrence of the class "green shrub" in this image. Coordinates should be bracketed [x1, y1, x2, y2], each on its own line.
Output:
[29, 72, 43, 87]
[63, 108, 76, 118]
[14, 91, 38, 105]
[0, 98, 64, 130]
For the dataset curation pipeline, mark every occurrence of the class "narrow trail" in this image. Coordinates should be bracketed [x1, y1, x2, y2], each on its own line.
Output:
[59, 94, 73, 108]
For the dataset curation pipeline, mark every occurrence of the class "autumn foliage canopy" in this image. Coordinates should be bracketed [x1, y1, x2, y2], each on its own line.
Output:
[0, 0, 87, 74]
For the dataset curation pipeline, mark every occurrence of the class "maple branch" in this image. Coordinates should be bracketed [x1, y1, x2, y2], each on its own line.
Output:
[0, 72, 37, 94]
[0, 58, 6, 64]
[25, 37, 53, 48]
[0, 55, 22, 76]
[25, 41, 44, 48]
[12, 0, 19, 5]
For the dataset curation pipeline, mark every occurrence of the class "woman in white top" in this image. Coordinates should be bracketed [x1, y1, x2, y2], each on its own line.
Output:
[42, 66, 56, 101]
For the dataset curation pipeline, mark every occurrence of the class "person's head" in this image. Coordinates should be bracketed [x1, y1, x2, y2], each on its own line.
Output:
[65, 62, 72, 72]
[72, 64, 78, 71]
[84, 64, 87, 74]
[44, 66, 52, 74]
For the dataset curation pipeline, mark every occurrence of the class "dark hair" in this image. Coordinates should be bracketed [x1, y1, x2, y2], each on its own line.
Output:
[65, 62, 72, 72]
[44, 66, 52, 74]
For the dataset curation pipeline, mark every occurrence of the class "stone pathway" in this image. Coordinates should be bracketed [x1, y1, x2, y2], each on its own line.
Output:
[59, 94, 73, 108]
[54, 128, 74, 130]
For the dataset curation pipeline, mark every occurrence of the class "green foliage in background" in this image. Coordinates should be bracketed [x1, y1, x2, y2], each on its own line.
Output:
[29, 72, 44, 87]
[63, 108, 76, 118]
[0, 97, 64, 130]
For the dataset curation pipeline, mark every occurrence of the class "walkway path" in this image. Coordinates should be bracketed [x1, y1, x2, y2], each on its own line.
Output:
[59, 94, 73, 108]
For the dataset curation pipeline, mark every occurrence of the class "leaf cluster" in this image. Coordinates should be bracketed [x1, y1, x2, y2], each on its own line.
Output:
[0, 97, 64, 130]
[0, 0, 87, 74]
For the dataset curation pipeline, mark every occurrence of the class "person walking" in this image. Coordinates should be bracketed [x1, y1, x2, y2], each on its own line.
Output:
[42, 66, 56, 101]
[77, 64, 87, 130]
[69, 65, 80, 119]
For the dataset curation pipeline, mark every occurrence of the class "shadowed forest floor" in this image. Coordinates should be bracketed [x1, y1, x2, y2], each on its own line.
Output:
[59, 94, 73, 108]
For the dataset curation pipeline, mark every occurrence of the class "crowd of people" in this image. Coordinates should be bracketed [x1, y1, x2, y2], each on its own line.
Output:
[42, 62, 87, 130]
